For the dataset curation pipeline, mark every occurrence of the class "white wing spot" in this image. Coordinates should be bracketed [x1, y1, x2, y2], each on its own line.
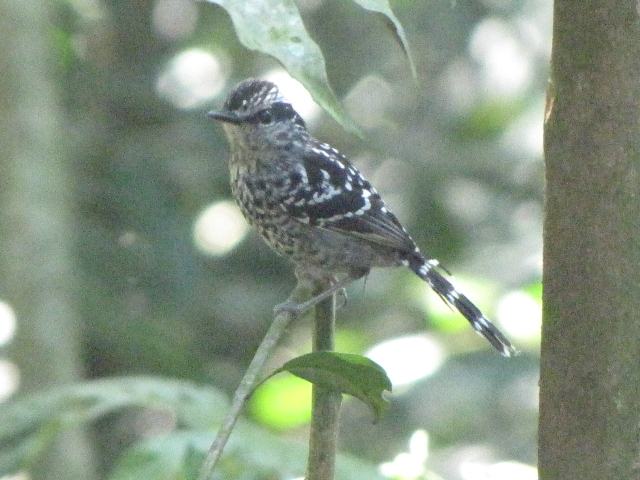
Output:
[353, 198, 372, 216]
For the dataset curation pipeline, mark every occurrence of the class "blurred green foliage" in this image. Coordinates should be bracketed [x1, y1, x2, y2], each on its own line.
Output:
[0, 0, 547, 478]
[0, 377, 384, 480]
[250, 375, 312, 430]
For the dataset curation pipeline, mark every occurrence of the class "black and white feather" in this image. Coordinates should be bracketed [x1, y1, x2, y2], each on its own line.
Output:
[210, 78, 516, 357]
[283, 141, 415, 250]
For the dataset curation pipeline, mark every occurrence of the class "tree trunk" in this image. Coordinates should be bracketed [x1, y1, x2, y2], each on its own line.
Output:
[0, 2, 97, 479]
[539, 2, 640, 479]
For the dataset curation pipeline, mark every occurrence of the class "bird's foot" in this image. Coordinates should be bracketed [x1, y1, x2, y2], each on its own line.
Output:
[273, 301, 306, 318]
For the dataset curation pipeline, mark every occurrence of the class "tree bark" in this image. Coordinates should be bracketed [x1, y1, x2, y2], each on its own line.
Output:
[539, 2, 640, 479]
[0, 2, 96, 479]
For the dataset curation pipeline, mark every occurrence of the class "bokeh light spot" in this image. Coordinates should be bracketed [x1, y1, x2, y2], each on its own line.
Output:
[379, 430, 430, 479]
[249, 375, 312, 430]
[0, 301, 17, 346]
[193, 201, 249, 256]
[156, 49, 228, 109]
[263, 69, 321, 121]
[366, 334, 444, 388]
[0, 359, 20, 402]
[152, 0, 198, 40]
[470, 18, 532, 97]
[496, 290, 541, 342]
[460, 460, 538, 480]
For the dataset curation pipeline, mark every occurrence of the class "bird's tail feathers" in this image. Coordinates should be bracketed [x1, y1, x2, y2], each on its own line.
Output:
[408, 254, 516, 357]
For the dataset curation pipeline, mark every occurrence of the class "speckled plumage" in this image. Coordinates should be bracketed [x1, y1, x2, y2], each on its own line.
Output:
[209, 79, 515, 357]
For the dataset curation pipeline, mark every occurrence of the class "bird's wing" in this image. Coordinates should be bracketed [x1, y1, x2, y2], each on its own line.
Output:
[281, 142, 416, 253]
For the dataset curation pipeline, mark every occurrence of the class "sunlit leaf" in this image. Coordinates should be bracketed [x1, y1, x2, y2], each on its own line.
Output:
[350, 0, 417, 79]
[203, 0, 362, 135]
[0, 376, 228, 477]
[270, 352, 392, 421]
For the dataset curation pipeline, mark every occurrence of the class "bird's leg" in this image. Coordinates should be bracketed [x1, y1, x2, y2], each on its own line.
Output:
[274, 276, 354, 318]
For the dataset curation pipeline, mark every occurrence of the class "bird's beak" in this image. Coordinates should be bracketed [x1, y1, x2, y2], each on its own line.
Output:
[207, 110, 242, 124]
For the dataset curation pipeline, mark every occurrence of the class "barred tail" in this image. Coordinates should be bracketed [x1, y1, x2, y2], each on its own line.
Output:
[408, 255, 516, 357]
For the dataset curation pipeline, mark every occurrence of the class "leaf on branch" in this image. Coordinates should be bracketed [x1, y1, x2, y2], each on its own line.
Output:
[270, 352, 392, 422]
[203, 0, 362, 136]
[349, 0, 417, 79]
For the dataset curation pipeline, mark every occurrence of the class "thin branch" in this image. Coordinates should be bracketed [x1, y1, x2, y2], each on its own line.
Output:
[198, 282, 311, 480]
[306, 286, 342, 480]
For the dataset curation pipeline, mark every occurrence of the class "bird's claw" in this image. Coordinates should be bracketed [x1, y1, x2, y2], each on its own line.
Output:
[274, 301, 305, 318]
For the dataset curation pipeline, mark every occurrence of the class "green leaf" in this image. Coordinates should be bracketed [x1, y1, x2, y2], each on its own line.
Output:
[110, 424, 387, 480]
[350, 0, 417, 79]
[271, 352, 392, 421]
[0, 376, 228, 477]
[204, 0, 362, 136]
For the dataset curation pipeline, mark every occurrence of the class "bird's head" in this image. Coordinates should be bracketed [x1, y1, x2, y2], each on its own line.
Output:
[208, 79, 307, 151]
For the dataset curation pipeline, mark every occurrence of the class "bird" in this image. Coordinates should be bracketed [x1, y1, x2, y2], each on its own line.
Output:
[208, 78, 516, 357]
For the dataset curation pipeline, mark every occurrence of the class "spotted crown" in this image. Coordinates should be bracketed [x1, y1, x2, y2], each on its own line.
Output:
[223, 79, 286, 114]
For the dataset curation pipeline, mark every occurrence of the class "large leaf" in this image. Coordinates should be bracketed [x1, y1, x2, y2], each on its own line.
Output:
[204, 0, 361, 135]
[0, 376, 228, 476]
[350, 0, 417, 79]
[109, 424, 386, 480]
[270, 352, 392, 421]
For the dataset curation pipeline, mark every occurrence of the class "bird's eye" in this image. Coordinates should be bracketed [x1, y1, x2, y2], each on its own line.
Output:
[256, 109, 273, 124]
